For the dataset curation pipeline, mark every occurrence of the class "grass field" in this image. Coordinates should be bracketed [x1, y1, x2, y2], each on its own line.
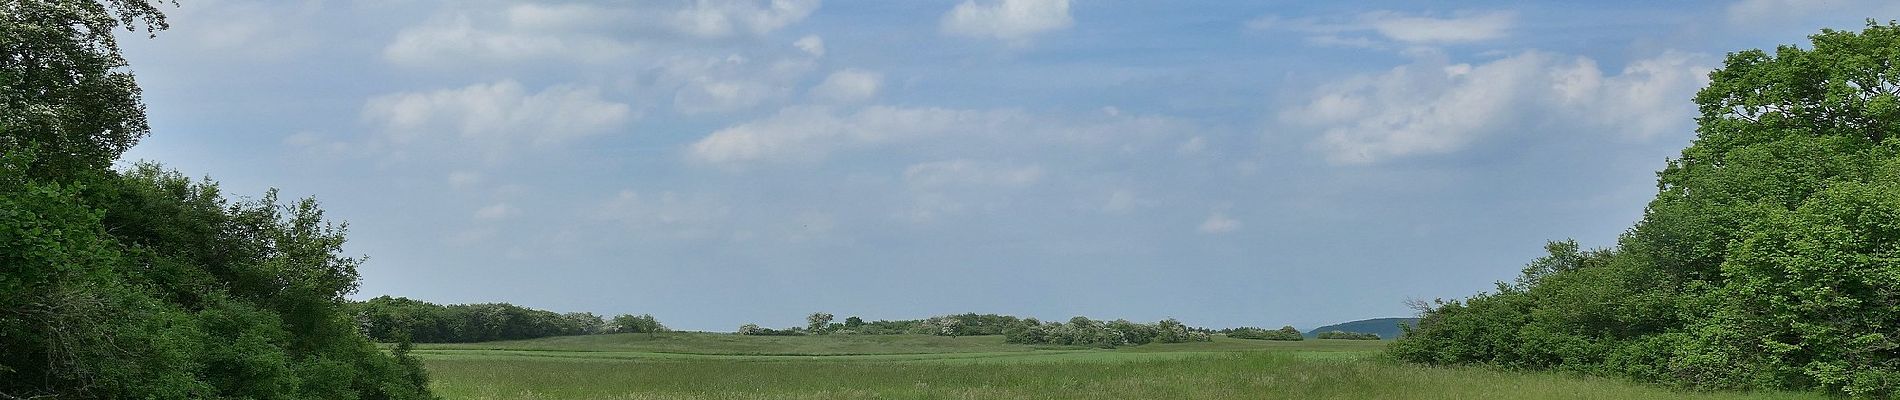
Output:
[415, 333, 1826, 399]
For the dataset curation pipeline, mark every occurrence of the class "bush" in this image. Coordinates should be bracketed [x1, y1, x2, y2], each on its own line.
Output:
[1316, 331, 1380, 340]
[1392, 23, 1900, 397]
[1225, 326, 1304, 341]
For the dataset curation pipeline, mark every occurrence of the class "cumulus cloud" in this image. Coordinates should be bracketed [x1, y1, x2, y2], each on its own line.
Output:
[663, 54, 819, 114]
[383, 1, 819, 67]
[1100, 189, 1144, 214]
[384, 6, 636, 66]
[1176, 136, 1207, 155]
[1723, 0, 1887, 25]
[1198, 212, 1241, 234]
[362, 80, 634, 154]
[686, 105, 1187, 166]
[670, 0, 821, 38]
[474, 203, 518, 220]
[1284, 51, 1711, 164]
[1248, 10, 1515, 47]
[941, 0, 1074, 44]
[904, 159, 1044, 188]
[163, 0, 323, 61]
[794, 35, 826, 57]
[809, 69, 883, 103]
[447, 171, 484, 189]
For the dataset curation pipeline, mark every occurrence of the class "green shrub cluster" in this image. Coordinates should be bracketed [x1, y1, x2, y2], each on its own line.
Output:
[1, 2, 432, 397]
[1004, 317, 1211, 348]
[1224, 326, 1304, 341]
[1392, 22, 1900, 398]
[351, 296, 666, 343]
[736, 324, 808, 336]
[1315, 331, 1379, 340]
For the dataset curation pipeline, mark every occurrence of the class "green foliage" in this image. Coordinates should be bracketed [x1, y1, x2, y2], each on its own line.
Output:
[609, 313, 668, 334]
[1, 0, 167, 181]
[1226, 326, 1305, 341]
[1004, 317, 1211, 348]
[737, 324, 806, 336]
[1393, 22, 1900, 397]
[351, 296, 634, 342]
[1316, 331, 1380, 340]
[806, 312, 835, 334]
[1, 2, 434, 397]
[0, 165, 436, 399]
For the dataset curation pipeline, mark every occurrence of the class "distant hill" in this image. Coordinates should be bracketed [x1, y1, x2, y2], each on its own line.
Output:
[1304, 318, 1419, 340]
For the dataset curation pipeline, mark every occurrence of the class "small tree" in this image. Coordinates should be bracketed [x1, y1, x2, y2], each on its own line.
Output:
[610, 314, 667, 334]
[806, 312, 835, 334]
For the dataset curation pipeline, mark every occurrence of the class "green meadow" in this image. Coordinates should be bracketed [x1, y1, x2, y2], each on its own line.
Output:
[414, 333, 1826, 400]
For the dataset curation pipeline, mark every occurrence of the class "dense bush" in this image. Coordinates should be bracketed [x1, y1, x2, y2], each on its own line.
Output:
[609, 313, 669, 334]
[736, 324, 807, 336]
[804, 313, 1034, 336]
[1224, 326, 1304, 341]
[1316, 331, 1380, 340]
[1004, 317, 1210, 348]
[1392, 22, 1900, 398]
[0, 2, 434, 397]
[351, 296, 661, 343]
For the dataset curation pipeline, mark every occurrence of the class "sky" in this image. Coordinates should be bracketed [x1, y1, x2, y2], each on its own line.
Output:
[114, 0, 1900, 332]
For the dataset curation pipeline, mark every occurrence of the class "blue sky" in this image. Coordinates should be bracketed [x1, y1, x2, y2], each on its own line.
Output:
[115, 0, 1898, 331]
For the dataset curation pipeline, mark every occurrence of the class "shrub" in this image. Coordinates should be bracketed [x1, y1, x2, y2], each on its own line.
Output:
[1316, 331, 1380, 340]
[1225, 326, 1304, 341]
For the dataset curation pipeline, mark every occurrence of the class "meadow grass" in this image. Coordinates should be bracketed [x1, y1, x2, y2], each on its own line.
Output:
[417, 333, 1828, 400]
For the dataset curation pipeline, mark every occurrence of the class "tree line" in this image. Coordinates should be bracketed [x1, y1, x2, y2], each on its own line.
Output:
[1222, 326, 1305, 341]
[1314, 331, 1379, 340]
[1391, 22, 1900, 398]
[739, 312, 1227, 348]
[350, 296, 667, 343]
[2, 1, 433, 397]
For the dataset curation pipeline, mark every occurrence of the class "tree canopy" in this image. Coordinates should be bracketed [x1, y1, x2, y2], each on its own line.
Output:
[1392, 22, 1900, 398]
[1, 1, 434, 397]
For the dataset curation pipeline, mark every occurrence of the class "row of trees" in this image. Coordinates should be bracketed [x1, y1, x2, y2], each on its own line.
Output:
[352, 296, 665, 343]
[748, 312, 1044, 336]
[1315, 331, 1379, 340]
[1, 1, 435, 398]
[1003, 317, 1212, 348]
[1223, 326, 1304, 341]
[1392, 23, 1900, 398]
[742, 312, 1224, 348]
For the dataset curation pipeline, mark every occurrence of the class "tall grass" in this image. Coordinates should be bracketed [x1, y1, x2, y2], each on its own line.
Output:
[416, 334, 1825, 400]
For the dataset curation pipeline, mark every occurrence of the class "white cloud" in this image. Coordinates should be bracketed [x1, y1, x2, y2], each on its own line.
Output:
[382, 1, 819, 67]
[1101, 189, 1142, 214]
[809, 69, 884, 103]
[1177, 136, 1207, 155]
[686, 105, 1187, 166]
[1198, 212, 1241, 234]
[670, 0, 821, 38]
[794, 35, 826, 57]
[384, 10, 635, 67]
[1284, 51, 1711, 164]
[904, 159, 1043, 188]
[1248, 10, 1515, 47]
[447, 171, 484, 189]
[1361, 11, 1515, 44]
[663, 54, 818, 114]
[475, 203, 518, 220]
[164, 0, 323, 61]
[363, 80, 634, 154]
[941, 0, 1074, 44]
